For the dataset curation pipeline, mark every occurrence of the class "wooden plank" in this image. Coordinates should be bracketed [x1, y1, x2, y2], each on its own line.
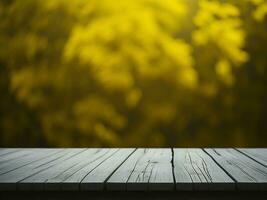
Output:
[0, 149, 35, 165]
[59, 148, 119, 190]
[205, 148, 267, 190]
[0, 149, 85, 190]
[46, 148, 118, 191]
[107, 148, 173, 191]
[237, 148, 267, 167]
[80, 148, 135, 191]
[0, 149, 20, 157]
[0, 149, 62, 176]
[20, 149, 116, 191]
[173, 148, 234, 191]
[0, 148, 266, 192]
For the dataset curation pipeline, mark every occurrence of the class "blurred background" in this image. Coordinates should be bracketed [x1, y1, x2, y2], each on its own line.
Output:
[0, 0, 266, 147]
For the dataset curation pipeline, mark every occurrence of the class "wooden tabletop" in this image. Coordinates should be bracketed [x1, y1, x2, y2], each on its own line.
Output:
[0, 148, 266, 191]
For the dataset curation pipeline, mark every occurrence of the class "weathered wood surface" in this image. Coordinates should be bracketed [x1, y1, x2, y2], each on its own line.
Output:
[237, 148, 267, 167]
[173, 148, 234, 191]
[107, 148, 173, 191]
[0, 148, 267, 191]
[205, 148, 267, 190]
[79, 148, 134, 191]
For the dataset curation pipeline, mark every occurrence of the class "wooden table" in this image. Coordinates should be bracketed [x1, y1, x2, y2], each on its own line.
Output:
[0, 148, 266, 199]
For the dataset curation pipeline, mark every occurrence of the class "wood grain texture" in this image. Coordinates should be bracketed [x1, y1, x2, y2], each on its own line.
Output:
[173, 148, 235, 191]
[0, 149, 61, 176]
[18, 148, 134, 191]
[0, 149, 85, 190]
[19, 148, 102, 191]
[80, 148, 135, 191]
[205, 148, 267, 190]
[237, 148, 267, 167]
[0, 149, 20, 157]
[58, 148, 118, 191]
[107, 148, 173, 191]
[0, 149, 36, 166]
[0, 148, 266, 192]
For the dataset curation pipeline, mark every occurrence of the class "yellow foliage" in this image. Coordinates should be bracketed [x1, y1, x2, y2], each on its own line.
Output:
[215, 59, 234, 86]
[0, 0, 266, 147]
[193, 0, 248, 63]
[193, 0, 248, 86]
[65, 0, 196, 91]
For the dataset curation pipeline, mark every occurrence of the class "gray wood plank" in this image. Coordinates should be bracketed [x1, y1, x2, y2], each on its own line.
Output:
[59, 148, 119, 190]
[80, 148, 135, 191]
[46, 148, 118, 191]
[205, 148, 267, 190]
[20, 148, 111, 191]
[0, 149, 85, 190]
[107, 148, 173, 191]
[0, 148, 266, 192]
[173, 148, 235, 191]
[0, 149, 35, 165]
[0, 149, 62, 176]
[237, 148, 267, 167]
[0, 149, 20, 157]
